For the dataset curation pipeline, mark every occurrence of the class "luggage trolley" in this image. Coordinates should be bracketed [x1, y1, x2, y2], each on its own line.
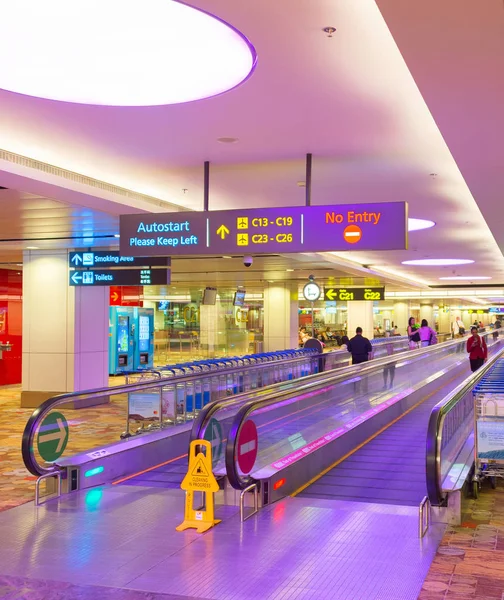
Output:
[472, 358, 504, 497]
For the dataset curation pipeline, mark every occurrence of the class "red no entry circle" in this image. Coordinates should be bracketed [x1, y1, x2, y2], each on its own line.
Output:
[343, 224, 362, 244]
[237, 419, 258, 475]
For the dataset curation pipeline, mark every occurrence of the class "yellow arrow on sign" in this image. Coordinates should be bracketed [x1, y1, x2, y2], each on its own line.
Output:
[216, 225, 230, 240]
[325, 289, 337, 301]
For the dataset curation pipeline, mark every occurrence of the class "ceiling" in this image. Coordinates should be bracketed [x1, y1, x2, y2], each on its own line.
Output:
[0, 0, 502, 288]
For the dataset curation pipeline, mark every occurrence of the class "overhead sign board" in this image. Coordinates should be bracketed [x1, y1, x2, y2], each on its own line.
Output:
[69, 251, 170, 268]
[120, 202, 408, 256]
[324, 287, 385, 301]
[69, 268, 170, 287]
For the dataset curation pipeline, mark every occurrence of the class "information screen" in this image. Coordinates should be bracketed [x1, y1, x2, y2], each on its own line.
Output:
[117, 316, 129, 353]
[138, 315, 150, 352]
[202, 288, 217, 305]
[233, 290, 246, 306]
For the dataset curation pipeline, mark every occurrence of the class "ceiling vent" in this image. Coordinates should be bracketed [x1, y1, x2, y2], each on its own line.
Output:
[0, 149, 181, 211]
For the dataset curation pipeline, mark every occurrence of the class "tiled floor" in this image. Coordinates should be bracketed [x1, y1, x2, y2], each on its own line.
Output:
[419, 480, 504, 599]
[0, 382, 128, 512]
[0, 485, 444, 600]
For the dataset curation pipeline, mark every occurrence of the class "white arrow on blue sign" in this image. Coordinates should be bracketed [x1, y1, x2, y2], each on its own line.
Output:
[71, 272, 82, 284]
[71, 254, 83, 265]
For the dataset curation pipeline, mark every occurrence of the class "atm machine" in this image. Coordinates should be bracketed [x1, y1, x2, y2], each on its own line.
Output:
[132, 307, 154, 371]
[109, 307, 134, 374]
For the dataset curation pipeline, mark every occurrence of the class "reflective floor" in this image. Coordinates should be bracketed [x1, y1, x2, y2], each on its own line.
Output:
[0, 485, 444, 600]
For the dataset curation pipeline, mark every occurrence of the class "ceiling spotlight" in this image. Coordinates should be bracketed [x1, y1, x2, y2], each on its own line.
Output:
[402, 259, 474, 266]
[286, 269, 295, 272]
[323, 27, 336, 37]
[26, 246, 39, 250]
[408, 218, 435, 232]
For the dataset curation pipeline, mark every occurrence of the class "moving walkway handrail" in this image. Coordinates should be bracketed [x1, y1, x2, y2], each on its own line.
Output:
[21, 350, 318, 477]
[224, 332, 491, 490]
[191, 336, 415, 442]
[425, 331, 503, 507]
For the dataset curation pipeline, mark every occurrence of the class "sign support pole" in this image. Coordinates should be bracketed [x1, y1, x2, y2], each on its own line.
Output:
[204, 161, 210, 211]
[305, 153, 312, 207]
[311, 300, 315, 338]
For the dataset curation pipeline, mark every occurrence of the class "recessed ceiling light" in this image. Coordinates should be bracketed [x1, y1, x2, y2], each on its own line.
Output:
[297, 181, 306, 188]
[439, 276, 491, 281]
[217, 137, 239, 144]
[286, 269, 295, 272]
[0, 0, 256, 106]
[408, 218, 435, 232]
[222, 255, 233, 259]
[26, 246, 39, 250]
[402, 259, 474, 266]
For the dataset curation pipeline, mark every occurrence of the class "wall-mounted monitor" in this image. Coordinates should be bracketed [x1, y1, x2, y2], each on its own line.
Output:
[233, 290, 246, 306]
[158, 300, 169, 311]
[202, 287, 217, 305]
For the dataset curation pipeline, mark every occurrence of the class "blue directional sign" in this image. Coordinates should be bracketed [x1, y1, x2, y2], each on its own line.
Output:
[69, 251, 170, 268]
[69, 269, 170, 286]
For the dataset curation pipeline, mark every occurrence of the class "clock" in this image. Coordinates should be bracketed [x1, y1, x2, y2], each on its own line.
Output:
[303, 282, 321, 302]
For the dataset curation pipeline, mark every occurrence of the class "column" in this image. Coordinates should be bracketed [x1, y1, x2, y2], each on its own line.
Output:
[199, 303, 219, 356]
[347, 301, 374, 340]
[420, 303, 434, 326]
[393, 302, 409, 336]
[264, 283, 298, 351]
[438, 308, 451, 334]
[21, 250, 109, 408]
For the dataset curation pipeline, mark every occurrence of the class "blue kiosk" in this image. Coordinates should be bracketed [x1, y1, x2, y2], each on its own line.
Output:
[109, 307, 154, 374]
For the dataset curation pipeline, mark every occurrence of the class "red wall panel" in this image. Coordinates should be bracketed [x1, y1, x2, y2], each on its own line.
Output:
[0, 269, 22, 385]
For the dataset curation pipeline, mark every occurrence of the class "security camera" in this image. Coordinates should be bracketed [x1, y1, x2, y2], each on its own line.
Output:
[243, 255, 253, 268]
[308, 274, 315, 281]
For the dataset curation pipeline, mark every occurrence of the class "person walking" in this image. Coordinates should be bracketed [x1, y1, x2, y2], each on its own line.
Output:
[418, 319, 438, 348]
[347, 327, 373, 394]
[347, 327, 373, 365]
[407, 317, 420, 350]
[383, 332, 396, 389]
[467, 326, 488, 372]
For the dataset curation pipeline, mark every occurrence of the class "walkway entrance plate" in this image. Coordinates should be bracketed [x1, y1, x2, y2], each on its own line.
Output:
[37, 412, 69, 463]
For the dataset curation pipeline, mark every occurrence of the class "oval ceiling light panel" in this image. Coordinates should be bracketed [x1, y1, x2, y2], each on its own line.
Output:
[0, 0, 257, 106]
[408, 218, 435, 232]
[402, 259, 474, 266]
[439, 276, 491, 281]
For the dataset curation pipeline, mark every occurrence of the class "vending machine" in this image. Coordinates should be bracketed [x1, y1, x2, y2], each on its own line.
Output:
[132, 307, 154, 371]
[109, 307, 135, 374]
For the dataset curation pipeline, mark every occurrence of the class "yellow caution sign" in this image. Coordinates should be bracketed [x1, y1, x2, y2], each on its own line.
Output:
[176, 440, 221, 534]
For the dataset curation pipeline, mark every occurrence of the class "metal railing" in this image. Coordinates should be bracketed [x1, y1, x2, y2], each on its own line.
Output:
[224, 332, 500, 489]
[21, 348, 326, 478]
[425, 335, 504, 507]
[22, 336, 414, 480]
[223, 332, 500, 491]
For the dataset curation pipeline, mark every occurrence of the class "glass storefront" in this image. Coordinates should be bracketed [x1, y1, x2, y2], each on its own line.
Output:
[142, 288, 264, 364]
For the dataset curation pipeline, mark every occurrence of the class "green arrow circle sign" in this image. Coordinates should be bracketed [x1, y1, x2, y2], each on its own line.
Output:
[204, 418, 223, 469]
[37, 411, 69, 463]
